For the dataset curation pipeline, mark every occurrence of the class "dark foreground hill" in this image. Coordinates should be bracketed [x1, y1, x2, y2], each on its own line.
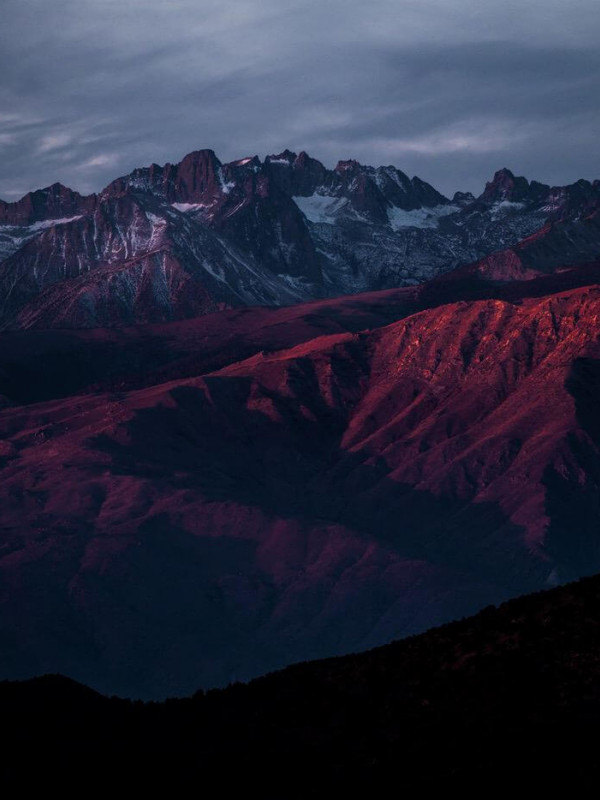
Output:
[3, 573, 600, 791]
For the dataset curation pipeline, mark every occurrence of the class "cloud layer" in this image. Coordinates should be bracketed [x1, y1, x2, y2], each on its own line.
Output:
[1, 0, 599, 199]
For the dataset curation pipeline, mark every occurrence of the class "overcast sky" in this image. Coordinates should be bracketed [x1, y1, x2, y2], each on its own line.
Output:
[1, 0, 599, 200]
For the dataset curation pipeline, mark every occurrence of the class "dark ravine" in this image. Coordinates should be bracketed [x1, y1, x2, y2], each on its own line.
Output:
[1, 148, 599, 329]
[3, 573, 600, 790]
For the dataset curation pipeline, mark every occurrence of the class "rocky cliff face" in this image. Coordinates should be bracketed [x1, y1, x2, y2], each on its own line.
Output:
[1, 149, 598, 330]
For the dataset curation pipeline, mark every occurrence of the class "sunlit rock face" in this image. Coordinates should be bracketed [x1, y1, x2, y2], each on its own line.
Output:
[2, 274, 600, 697]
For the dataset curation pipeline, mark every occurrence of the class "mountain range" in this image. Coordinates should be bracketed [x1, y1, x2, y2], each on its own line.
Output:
[1, 149, 600, 698]
[1, 148, 599, 330]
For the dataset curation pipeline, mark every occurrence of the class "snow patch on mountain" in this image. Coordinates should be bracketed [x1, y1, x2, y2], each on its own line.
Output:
[172, 203, 209, 213]
[217, 168, 235, 195]
[386, 205, 459, 231]
[0, 215, 83, 260]
[293, 194, 352, 224]
[28, 215, 84, 232]
[490, 201, 525, 219]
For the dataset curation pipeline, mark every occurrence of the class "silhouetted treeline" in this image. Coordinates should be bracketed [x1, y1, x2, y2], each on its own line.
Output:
[3, 574, 600, 792]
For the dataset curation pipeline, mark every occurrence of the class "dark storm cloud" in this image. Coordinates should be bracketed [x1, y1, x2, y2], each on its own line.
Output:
[1, 0, 599, 200]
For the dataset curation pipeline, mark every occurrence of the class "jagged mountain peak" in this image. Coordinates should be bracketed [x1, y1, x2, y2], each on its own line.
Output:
[5, 181, 87, 203]
[335, 158, 363, 172]
[178, 148, 223, 177]
[181, 147, 220, 162]
[477, 168, 588, 211]
[493, 166, 516, 180]
[38, 181, 79, 196]
[452, 190, 476, 206]
[265, 149, 297, 164]
[0, 181, 95, 226]
[294, 150, 324, 167]
[481, 167, 529, 202]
